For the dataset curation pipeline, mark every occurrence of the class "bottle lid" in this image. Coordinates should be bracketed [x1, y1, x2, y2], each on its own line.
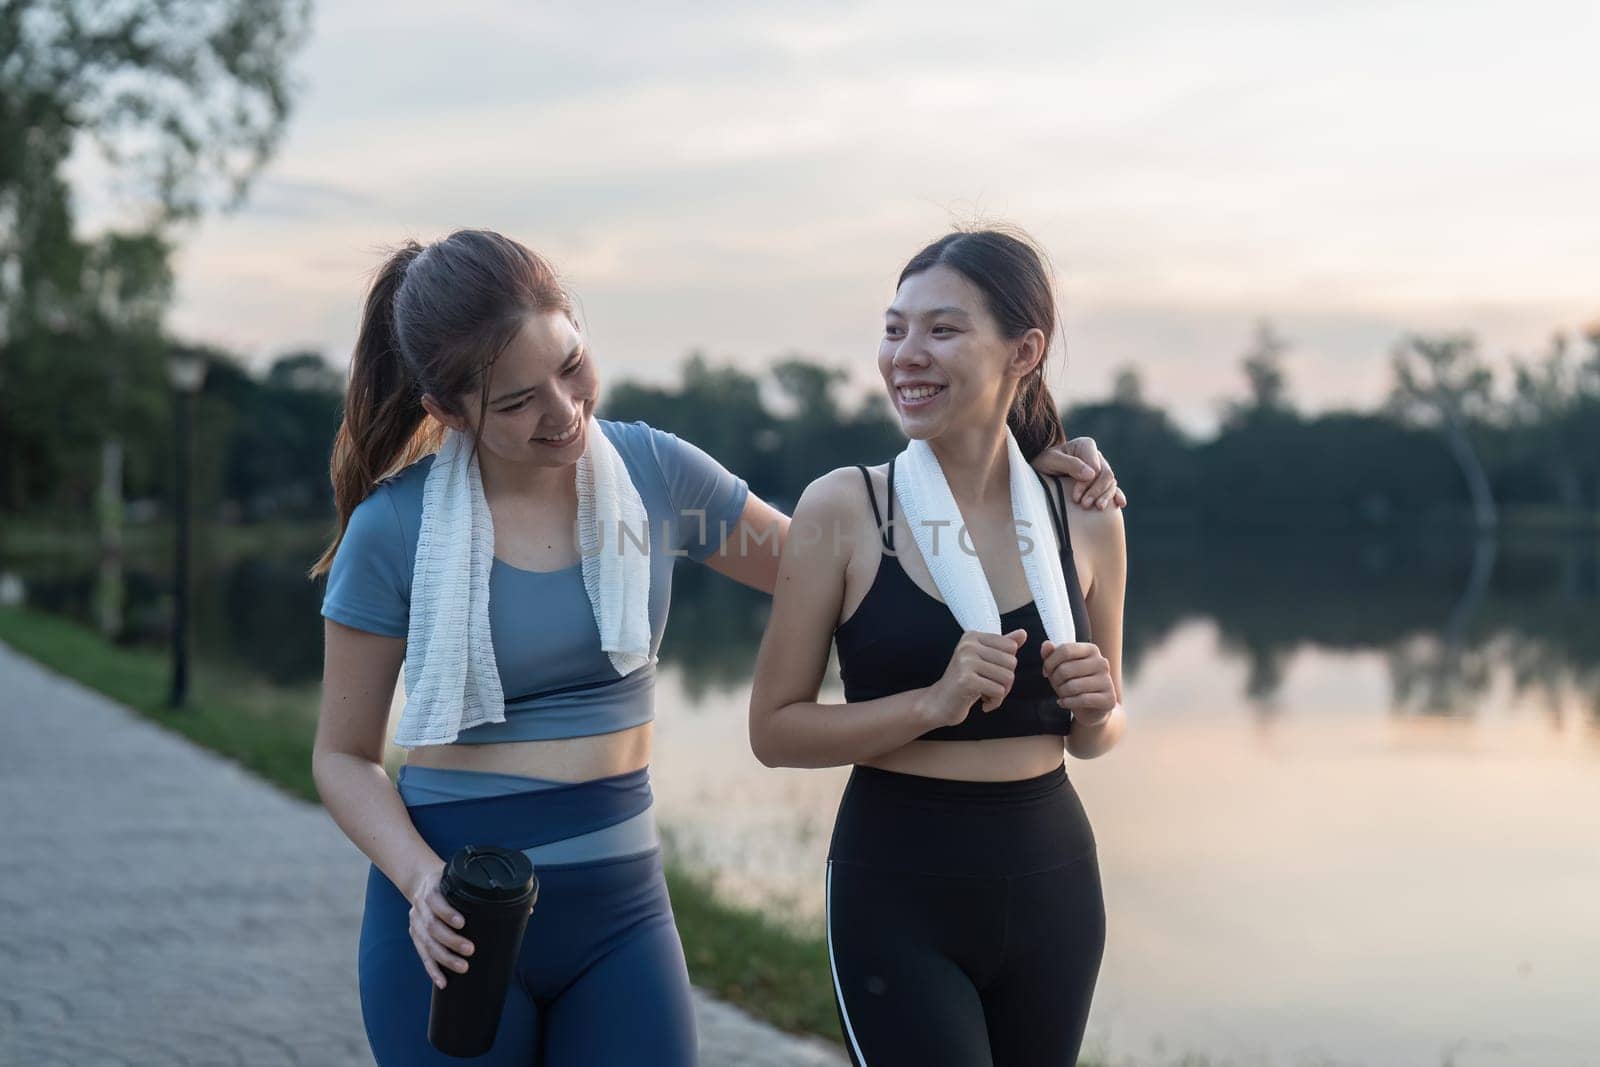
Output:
[441, 845, 537, 907]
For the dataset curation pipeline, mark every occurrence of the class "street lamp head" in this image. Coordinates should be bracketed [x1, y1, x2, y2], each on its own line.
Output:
[168, 351, 209, 393]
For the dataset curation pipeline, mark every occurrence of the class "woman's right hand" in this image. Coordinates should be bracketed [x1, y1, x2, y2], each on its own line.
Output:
[919, 629, 1027, 728]
[408, 861, 474, 989]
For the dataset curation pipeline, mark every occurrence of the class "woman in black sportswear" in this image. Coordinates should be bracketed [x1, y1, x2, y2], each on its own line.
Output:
[749, 228, 1126, 1067]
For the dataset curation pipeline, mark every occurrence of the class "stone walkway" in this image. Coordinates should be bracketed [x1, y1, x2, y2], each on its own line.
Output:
[0, 642, 844, 1066]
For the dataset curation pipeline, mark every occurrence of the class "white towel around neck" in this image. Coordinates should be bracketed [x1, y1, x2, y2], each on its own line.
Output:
[394, 418, 653, 748]
[892, 431, 1075, 646]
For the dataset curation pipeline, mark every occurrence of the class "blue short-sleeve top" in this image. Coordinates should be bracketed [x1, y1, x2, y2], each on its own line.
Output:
[320, 419, 749, 744]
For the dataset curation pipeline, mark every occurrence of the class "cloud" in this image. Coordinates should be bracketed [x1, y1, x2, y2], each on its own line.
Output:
[236, 176, 376, 220]
[160, 0, 1599, 427]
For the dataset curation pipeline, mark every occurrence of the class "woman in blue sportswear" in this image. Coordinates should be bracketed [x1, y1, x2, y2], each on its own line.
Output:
[310, 228, 1125, 1066]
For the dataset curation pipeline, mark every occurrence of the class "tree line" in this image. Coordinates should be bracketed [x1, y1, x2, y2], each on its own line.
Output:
[616, 323, 1600, 531]
[28, 498, 1596, 721]
[7, 325, 1598, 533]
[3, 1, 1595, 534]
[2, 0, 310, 519]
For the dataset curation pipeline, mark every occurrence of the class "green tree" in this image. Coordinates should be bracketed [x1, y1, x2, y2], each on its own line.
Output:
[0, 230, 174, 511]
[1506, 330, 1600, 512]
[1387, 334, 1498, 530]
[1, 0, 310, 234]
[1223, 319, 1293, 428]
[1064, 375, 1197, 525]
[221, 350, 343, 518]
[605, 352, 782, 495]
[1110, 364, 1145, 408]
[0, 0, 311, 512]
[772, 358, 846, 423]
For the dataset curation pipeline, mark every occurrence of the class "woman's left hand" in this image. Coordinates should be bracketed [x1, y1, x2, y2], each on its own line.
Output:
[1039, 640, 1117, 726]
[1030, 437, 1127, 511]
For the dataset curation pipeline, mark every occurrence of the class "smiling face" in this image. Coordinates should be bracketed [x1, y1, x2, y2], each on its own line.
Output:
[878, 264, 1044, 443]
[424, 310, 599, 468]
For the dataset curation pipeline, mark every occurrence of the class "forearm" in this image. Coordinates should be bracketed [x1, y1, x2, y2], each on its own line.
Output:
[313, 750, 441, 890]
[704, 498, 789, 594]
[1065, 704, 1126, 760]
[752, 688, 937, 769]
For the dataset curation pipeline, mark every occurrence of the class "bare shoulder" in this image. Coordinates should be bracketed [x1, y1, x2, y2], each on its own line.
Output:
[794, 465, 876, 523]
[1066, 496, 1124, 544]
[1065, 497, 1126, 588]
[788, 466, 882, 567]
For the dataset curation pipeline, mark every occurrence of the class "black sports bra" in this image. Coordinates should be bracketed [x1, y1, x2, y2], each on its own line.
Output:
[834, 458, 1093, 741]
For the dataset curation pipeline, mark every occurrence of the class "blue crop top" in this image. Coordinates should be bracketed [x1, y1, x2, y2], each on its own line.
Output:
[320, 419, 749, 744]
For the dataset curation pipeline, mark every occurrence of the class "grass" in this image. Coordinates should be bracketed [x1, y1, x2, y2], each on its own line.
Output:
[0, 607, 1134, 1061]
[0, 606, 323, 800]
[0, 604, 844, 1044]
[666, 866, 838, 1038]
[1, 517, 335, 563]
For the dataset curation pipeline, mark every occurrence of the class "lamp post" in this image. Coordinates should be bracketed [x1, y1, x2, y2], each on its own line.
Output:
[168, 351, 208, 709]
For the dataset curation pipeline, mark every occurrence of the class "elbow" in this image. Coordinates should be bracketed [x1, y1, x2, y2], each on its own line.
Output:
[749, 726, 784, 769]
[310, 742, 375, 803]
[313, 751, 339, 799]
[1066, 739, 1112, 761]
[748, 710, 792, 769]
[310, 746, 339, 803]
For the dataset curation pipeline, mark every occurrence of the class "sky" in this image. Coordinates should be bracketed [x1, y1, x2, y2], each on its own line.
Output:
[76, 0, 1600, 433]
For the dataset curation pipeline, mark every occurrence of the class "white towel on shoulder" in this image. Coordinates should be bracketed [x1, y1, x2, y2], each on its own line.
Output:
[395, 418, 652, 748]
[892, 430, 1075, 646]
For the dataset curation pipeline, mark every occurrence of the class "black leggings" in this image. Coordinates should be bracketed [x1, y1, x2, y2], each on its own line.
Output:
[826, 764, 1105, 1067]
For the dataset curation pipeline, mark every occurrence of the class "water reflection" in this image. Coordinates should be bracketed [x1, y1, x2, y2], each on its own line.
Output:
[650, 619, 1600, 1067]
[13, 530, 1598, 718]
[10, 527, 1600, 751]
[6, 529, 1600, 1064]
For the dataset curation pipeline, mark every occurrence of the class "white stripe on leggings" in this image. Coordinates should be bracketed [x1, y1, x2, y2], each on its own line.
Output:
[826, 861, 869, 1066]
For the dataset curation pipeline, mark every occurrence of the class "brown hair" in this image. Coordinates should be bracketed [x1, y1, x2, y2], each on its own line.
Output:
[310, 230, 571, 578]
[896, 228, 1066, 460]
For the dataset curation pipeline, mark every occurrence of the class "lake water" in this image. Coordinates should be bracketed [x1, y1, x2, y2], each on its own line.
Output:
[9, 529, 1599, 1066]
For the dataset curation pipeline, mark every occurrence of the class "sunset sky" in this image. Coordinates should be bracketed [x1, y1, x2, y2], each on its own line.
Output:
[78, 0, 1599, 432]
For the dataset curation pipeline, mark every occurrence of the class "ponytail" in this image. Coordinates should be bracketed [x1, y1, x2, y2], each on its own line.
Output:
[1009, 370, 1065, 461]
[309, 243, 441, 578]
[309, 230, 576, 579]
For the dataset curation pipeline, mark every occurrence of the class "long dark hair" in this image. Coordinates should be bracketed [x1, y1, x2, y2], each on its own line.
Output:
[310, 230, 571, 578]
[897, 228, 1066, 460]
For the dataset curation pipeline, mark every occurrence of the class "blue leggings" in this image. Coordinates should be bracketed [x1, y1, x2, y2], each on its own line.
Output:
[357, 770, 697, 1065]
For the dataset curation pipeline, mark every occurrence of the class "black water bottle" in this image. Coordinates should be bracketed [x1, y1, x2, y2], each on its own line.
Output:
[427, 845, 539, 1058]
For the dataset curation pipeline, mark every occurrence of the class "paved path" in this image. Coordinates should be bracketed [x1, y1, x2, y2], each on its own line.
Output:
[0, 642, 845, 1066]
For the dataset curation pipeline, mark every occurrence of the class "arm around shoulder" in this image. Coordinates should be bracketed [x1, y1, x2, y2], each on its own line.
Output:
[702, 493, 790, 594]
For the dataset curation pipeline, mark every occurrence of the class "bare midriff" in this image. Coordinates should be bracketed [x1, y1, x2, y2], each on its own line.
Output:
[405, 722, 654, 783]
[861, 732, 1065, 782]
